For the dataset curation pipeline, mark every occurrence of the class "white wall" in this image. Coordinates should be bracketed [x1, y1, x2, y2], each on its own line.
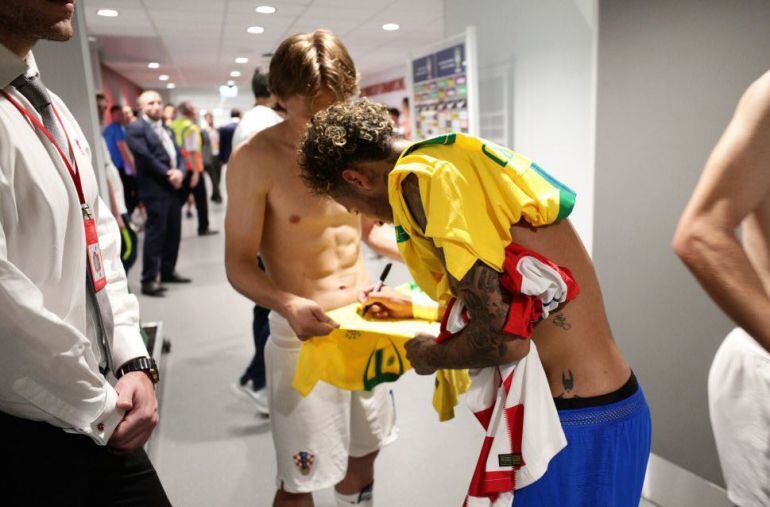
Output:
[593, 0, 770, 486]
[444, 0, 596, 251]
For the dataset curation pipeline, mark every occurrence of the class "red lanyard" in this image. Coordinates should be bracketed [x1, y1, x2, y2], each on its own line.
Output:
[0, 89, 87, 206]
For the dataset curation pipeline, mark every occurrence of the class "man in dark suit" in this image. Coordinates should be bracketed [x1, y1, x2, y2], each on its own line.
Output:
[217, 109, 242, 165]
[126, 90, 191, 296]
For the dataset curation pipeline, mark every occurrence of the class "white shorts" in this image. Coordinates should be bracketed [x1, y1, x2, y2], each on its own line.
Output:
[265, 312, 398, 494]
[708, 328, 770, 507]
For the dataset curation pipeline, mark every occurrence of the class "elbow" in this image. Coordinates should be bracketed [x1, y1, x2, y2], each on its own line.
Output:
[224, 254, 243, 290]
[501, 336, 531, 362]
[672, 218, 717, 266]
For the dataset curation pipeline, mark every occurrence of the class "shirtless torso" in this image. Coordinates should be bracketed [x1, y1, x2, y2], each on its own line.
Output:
[226, 119, 370, 338]
[253, 124, 369, 309]
[509, 220, 630, 398]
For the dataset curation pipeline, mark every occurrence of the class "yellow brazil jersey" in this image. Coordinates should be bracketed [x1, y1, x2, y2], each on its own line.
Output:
[292, 285, 441, 397]
[388, 133, 576, 303]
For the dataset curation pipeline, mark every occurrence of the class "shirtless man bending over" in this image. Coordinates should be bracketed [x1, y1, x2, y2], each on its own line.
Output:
[298, 100, 652, 505]
[674, 70, 770, 507]
[224, 32, 399, 507]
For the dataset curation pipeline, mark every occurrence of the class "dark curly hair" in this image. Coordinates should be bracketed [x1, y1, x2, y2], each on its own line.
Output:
[298, 99, 394, 196]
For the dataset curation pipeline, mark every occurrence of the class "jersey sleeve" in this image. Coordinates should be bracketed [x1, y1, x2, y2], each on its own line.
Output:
[420, 160, 508, 281]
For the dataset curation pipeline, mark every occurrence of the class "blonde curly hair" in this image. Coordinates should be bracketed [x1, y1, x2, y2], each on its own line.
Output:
[298, 99, 393, 196]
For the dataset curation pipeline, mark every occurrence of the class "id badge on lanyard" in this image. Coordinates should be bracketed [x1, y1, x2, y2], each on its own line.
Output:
[1, 90, 107, 292]
[82, 204, 107, 292]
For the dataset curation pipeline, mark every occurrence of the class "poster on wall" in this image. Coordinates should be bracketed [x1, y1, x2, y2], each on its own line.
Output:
[408, 27, 479, 139]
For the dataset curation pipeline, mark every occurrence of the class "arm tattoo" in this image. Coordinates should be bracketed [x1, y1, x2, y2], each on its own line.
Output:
[425, 260, 520, 369]
[553, 313, 572, 330]
[400, 175, 523, 369]
[555, 369, 580, 399]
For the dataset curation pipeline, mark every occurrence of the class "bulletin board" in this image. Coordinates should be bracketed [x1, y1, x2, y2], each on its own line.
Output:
[407, 27, 479, 139]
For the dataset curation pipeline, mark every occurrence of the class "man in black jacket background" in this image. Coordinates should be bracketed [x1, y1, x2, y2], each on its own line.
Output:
[126, 90, 191, 296]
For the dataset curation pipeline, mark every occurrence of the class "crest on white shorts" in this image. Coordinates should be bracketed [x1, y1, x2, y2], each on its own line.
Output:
[293, 451, 315, 476]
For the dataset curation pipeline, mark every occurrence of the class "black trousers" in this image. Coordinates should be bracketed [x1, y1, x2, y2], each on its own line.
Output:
[204, 158, 222, 200]
[0, 411, 171, 507]
[141, 192, 182, 283]
[182, 172, 210, 234]
[242, 258, 269, 390]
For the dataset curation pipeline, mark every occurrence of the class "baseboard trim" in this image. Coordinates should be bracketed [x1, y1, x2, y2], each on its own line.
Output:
[643, 453, 730, 507]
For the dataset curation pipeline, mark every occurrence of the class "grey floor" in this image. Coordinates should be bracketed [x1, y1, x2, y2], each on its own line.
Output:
[128, 192, 657, 507]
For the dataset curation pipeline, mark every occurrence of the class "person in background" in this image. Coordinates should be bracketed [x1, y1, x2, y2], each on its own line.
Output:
[399, 96, 411, 139]
[230, 69, 283, 414]
[232, 70, 282, 147]
[674, 70, 770, 507]
[96, 90, 108, 124]
[103, 138, 138, 275]
[218, 109, 241, 165]
[103, 104, 138, 214]
[122, 104, 136, 125]
[172, 101, 218, 236]
[387, 107, 405, 139]
[126, 90, 189, 296]
[202, 111, 223, 204]
[0, 1, 168, 503]
[163, 103, 176, 127]
[95, 94, 136, 276]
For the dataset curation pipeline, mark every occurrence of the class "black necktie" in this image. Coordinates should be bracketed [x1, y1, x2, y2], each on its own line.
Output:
[11, 72, 71, 159]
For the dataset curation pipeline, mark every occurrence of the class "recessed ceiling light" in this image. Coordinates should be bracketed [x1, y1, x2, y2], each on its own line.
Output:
[255, 5, 276, 14]
[235, 57, 249, 64]
[247, 26, 265, 34]
[97, 9, 119, 17]
[159, 74, 170, 81]
[230, 70, 242, 77]
[382, 23, 400, 31]
[227, 80, 235, 86]
[148, 62, 160, 69]
[166, 83, 176, 89]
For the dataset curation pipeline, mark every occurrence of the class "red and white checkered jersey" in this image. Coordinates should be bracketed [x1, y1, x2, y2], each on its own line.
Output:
[437, 243, 578, 506]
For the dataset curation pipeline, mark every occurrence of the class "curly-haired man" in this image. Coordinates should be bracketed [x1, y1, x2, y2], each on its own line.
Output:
[298, 100, 651, 506]
[224, 33, 400, 507]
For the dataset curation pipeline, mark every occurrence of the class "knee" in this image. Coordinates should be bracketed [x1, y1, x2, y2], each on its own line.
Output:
[337, 451, 378, 493]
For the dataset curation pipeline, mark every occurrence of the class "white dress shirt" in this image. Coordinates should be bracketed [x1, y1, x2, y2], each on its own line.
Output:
[232, 104, 283, 148]
[0, 45, 148, 445]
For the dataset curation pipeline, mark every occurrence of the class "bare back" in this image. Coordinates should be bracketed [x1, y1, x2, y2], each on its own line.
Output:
[509, 220, 631, 397]
[230, 121, 370, 311]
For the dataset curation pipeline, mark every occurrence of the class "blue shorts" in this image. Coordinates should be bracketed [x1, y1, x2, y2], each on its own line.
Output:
[512, 378, 652, 507]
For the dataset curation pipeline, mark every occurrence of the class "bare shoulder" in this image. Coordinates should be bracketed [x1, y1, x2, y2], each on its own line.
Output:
[227, 127, 282, 190]
[736, 70, 770, 129]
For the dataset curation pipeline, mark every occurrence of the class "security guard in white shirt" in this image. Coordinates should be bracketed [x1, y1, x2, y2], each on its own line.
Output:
[0, 1, 170, 504]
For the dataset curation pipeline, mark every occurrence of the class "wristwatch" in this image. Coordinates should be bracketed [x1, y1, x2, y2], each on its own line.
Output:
[116, 357, 160, 384]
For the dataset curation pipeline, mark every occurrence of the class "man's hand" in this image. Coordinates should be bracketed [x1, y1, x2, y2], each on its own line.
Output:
[358, 285, 413, 319]
[190, 171, 200, 189]
[167, 168, 184, 189]
[282, 297, 340, 341]
[405, 333, 439, 375]
[109, 371, 158, 454]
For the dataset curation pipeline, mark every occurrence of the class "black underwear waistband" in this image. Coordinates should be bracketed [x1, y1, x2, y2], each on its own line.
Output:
[553, 371, 638, 411]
